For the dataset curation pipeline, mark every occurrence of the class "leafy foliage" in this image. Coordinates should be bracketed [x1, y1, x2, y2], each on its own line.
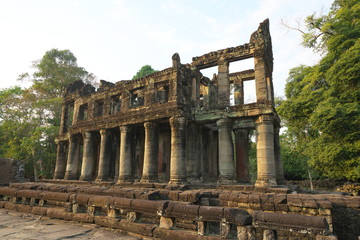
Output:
[132, 65, 157, 80]
[0, 49, 96, 180]
[278, 0, 360, 181]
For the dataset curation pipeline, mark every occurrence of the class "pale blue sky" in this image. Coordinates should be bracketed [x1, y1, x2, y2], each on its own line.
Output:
[0, 0, 333, 100]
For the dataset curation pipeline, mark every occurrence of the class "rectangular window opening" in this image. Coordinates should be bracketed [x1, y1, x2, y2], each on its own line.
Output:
[156, 85, 169, 104]
[131, 89, 144, 108]
[243, 79, 256, 104]
[94, 100, 104, 117]
[109, 95, 121, 114]
[229, 57, 254, 74]
[78, 104, 88, 120]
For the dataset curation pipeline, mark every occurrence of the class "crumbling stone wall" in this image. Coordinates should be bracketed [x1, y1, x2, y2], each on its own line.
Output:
[0, 158, 24, 185]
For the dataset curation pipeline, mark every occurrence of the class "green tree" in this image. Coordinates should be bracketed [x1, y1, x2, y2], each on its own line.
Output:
[132, 65, 157, 80]
[0, 49, 96, 180]
[278, 0, 360, 181]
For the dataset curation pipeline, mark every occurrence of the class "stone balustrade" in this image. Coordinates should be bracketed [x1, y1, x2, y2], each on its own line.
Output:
[1, 184, 357, 239]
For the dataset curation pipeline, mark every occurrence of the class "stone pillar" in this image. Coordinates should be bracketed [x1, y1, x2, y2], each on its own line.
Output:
[59, 104, 67, 134]
[255, 115, 277, 187]
[96, 129, 112, 181]
[234, 81, 244, 105]
[53, 141, 67, 179]
[64, 135, 81, 180]
[79, 131, 95, 181]
[234, 128, 250, 183]
[141, 122, 159, 182]
[274, 126, 286, 184]
[114, 134, 120, 181]
[217, 58, 230, 107]
[169, 116, 187, 184]
[186, 122, 202, 183]
[118, 126, 133, 183]
[254, 55, 269, 102]
[217, 118, 236, 184]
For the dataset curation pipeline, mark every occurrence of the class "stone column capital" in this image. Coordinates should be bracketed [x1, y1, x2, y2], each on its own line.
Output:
[82, 131, 92, 139]
[144, 121, 158, 129]
[216, 118, 233, 128]
[68, 134, 78, 142]
[119, 125, 132, 133]
[169, 116, 187, 129]
[256, 115, 274, 124]
[99, 129, 108, 135]
[218, 57, 229, 69]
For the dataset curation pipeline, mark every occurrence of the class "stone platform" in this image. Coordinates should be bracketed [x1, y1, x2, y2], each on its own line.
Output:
[1, 181, 359, 239]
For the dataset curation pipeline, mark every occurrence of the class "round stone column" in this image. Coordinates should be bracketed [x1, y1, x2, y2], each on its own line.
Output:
[274, 126, 286, 185]
[186, 122, 202, 183]
[53, 140, 67, 179]
[79, 131, 95, 181]
[255, 115, 277, 187]
[234, 128, 250, 183]
[217, 118, 236, 184]
[117, 126, 133, 183]
[169, 116, 187, 185]
[96, 129, 111, 181]
[64, 135, 80, 180]
[141, 122, 159, 183]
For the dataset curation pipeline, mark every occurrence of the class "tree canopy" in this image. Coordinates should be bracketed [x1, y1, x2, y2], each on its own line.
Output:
[278, 0, 360, 181]
[132, 65, 157, 80]
[0, 48, 96, 180]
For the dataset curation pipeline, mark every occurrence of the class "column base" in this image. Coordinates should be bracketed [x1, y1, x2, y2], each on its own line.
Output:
[140, 175, 158, 183]
[95, 176, 111, 182]
[187, 177, 202, 184]
[117, 175, 134, 184]
[255, 178, 277, 188]
[53, 172, 65, 180]
[218, 178, 237, 185]
[237, 178, 250, 183]
[276, 177, 287, 185]
[168, 177, 187, 185]
[79, 175, 93, 181]
[64, 173, 78, 180]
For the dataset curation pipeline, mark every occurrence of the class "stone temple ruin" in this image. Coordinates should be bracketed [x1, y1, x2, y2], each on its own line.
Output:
[0, 20, 359, 240]
[53, 18, 284, 188]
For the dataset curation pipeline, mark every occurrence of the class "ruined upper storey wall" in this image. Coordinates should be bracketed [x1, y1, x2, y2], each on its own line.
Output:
[58, 19, 277, 137]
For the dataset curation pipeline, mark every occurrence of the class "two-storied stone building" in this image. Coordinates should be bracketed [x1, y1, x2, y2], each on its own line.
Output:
[53, 19, 285, 188]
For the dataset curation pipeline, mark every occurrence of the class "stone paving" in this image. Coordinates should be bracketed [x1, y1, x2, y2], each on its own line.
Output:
[0, 208, 141, 240]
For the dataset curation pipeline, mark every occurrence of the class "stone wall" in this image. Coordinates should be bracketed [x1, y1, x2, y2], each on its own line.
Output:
[0, 158, 24, 185]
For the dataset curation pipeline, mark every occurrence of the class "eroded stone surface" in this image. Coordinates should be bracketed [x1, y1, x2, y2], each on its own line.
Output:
[0, 208, 139, 240]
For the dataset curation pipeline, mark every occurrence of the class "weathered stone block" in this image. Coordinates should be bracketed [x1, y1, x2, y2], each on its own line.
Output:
[17, 204, 32, 213]
[72, 213, 94, 223]
[344, 198, 360, 208]
[75, 194, 93, 205]
[110, 197, 132, 210]
[130, 199, 168, 216]
[31, 206, 47, 215]
[160, 216, 174, 229]
[168, 191, 181, 201]
[316, 199, 333, 209]
[40, 191, 70, 202]
[0, 187, 18, 197]
[219, 190, 231, 201]
[165, 202, 199, 220]
[94, 216, 120, 228]
[88, 195, 111, 208]
[224, 208, 252, 225]
[118, 220, 156, 237]
[237, 225, 256, 240]
[47, 208, 73, 220]
[199, 206, 223, 222]
[287, 194, 303, 207]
